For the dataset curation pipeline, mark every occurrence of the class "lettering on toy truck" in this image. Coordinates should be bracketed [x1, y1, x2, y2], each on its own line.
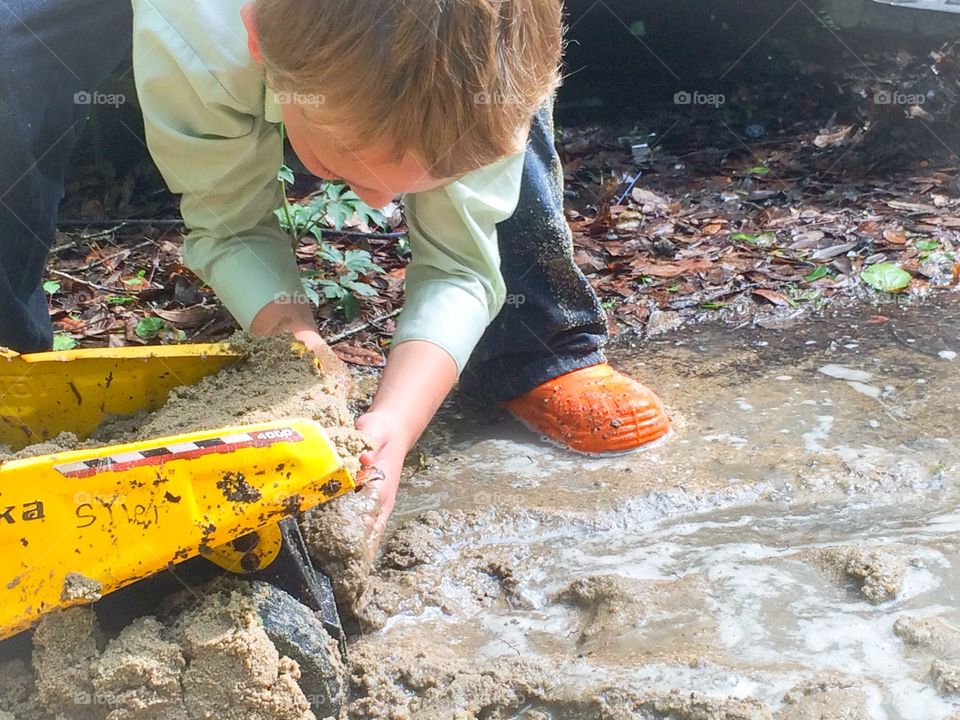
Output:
[0, 501, 45, 525]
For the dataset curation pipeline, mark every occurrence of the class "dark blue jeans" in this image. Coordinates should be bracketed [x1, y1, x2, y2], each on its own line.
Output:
[0, 0, 606, 403]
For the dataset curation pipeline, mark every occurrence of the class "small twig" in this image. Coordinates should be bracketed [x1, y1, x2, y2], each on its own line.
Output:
[58, 218, 183, 228]
[58, 218, 406, 241]
[72, 239, 156, 273]
[328, 308, 402, 344]
[49, 269, 114, 292]
[54, 225, 127, 249]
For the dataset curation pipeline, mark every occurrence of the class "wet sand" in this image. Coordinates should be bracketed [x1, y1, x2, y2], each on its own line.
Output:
[2, 298, 960, 718]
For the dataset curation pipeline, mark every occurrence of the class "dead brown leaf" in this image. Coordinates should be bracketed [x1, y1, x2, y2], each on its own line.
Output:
[333, 344, 386, 368]
[753, 288, 793, 307]
[630, 258, 714, 278]
[153, 305, 216, 329]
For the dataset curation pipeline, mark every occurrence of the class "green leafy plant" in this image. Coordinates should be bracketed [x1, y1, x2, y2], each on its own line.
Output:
[275, 177, 389, 243]
[914, 238, 954, 265]
[301, 246, 384, 320]
[274, 124, 390, 319]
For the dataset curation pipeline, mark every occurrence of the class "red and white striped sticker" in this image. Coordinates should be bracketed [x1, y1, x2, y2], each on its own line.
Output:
[53, 427, 304, 479]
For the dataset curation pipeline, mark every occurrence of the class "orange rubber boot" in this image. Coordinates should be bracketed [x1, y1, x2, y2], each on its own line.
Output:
[503, 363, 670, 456]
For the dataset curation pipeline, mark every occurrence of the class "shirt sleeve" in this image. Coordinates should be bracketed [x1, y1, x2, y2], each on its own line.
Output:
[395, 152, 525, 374]
[132, 4, 304, 330]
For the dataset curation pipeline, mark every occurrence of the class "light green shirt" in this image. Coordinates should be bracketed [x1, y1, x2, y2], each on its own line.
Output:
[131, 0, 524, 373]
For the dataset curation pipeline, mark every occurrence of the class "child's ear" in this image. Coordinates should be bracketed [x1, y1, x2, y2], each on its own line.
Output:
[240, 2, 263, 63]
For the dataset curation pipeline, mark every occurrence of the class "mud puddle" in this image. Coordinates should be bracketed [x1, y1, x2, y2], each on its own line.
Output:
[347, 296, 960, 719]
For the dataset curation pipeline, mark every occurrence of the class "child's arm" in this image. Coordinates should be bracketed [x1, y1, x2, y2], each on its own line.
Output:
[354, 340, 458, 552]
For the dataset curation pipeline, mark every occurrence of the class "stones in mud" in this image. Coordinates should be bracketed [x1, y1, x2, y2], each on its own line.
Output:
[812, 546, 905, 603]
[893, 615, 960, 651]
[556, 573, 717, 665]
[931, 659, 960, 695]
[379, 516, 445, 570]
[558, 574, 643, 652]
[639, 688, 772, 720]
[893, 615, 960, 698]
[775, 679, 870, 719]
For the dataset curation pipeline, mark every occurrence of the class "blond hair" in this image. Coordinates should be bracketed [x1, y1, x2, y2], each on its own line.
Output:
[254, 0, 563, 178]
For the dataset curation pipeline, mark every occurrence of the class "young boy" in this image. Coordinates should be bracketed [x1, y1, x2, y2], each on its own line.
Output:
[0, 0, 669, 539]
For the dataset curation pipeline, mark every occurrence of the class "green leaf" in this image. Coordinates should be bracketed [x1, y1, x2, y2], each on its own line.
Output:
[300, 280, 321, 307]
[277, 165, 295, 185]
[106, 295, 136, 305]
[43, 280, 61, 295]
[52, 334, 78, 351]
[317, 279, 346, 300]
[123, 269, 148, 287]
[748, 166, 771, 175]
[732, 232, 774, 245]
[317, 245, 343, 265]
[134, 316, 166, 339]
[861, 262, 911, 293]
[915, 239, 939, 252]
[326, 203, 349, 231]
[338, 293, 361, 320]
[804, 266, 831, 282]
[344, 281, 378, 297]
[700, 302, 728, 310]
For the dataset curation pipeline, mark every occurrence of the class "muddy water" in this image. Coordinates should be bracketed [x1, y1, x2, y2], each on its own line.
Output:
[348, 297, 960, 719]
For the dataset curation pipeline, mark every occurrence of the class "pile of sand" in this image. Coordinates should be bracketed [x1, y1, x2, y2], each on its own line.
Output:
[0, 336, 377, 719]
[0, 585, 335, 720]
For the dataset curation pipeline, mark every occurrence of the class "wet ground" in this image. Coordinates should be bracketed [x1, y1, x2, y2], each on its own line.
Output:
[346, 294, 960, 719]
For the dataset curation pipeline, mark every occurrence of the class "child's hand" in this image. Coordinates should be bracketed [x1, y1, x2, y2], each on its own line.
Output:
[354, 410, 407, 559]
[351, 340, 459, 559]
[250, 299, 351, 397]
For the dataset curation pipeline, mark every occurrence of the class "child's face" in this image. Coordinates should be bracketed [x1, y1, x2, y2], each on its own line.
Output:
[281, 104, 451, 209]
